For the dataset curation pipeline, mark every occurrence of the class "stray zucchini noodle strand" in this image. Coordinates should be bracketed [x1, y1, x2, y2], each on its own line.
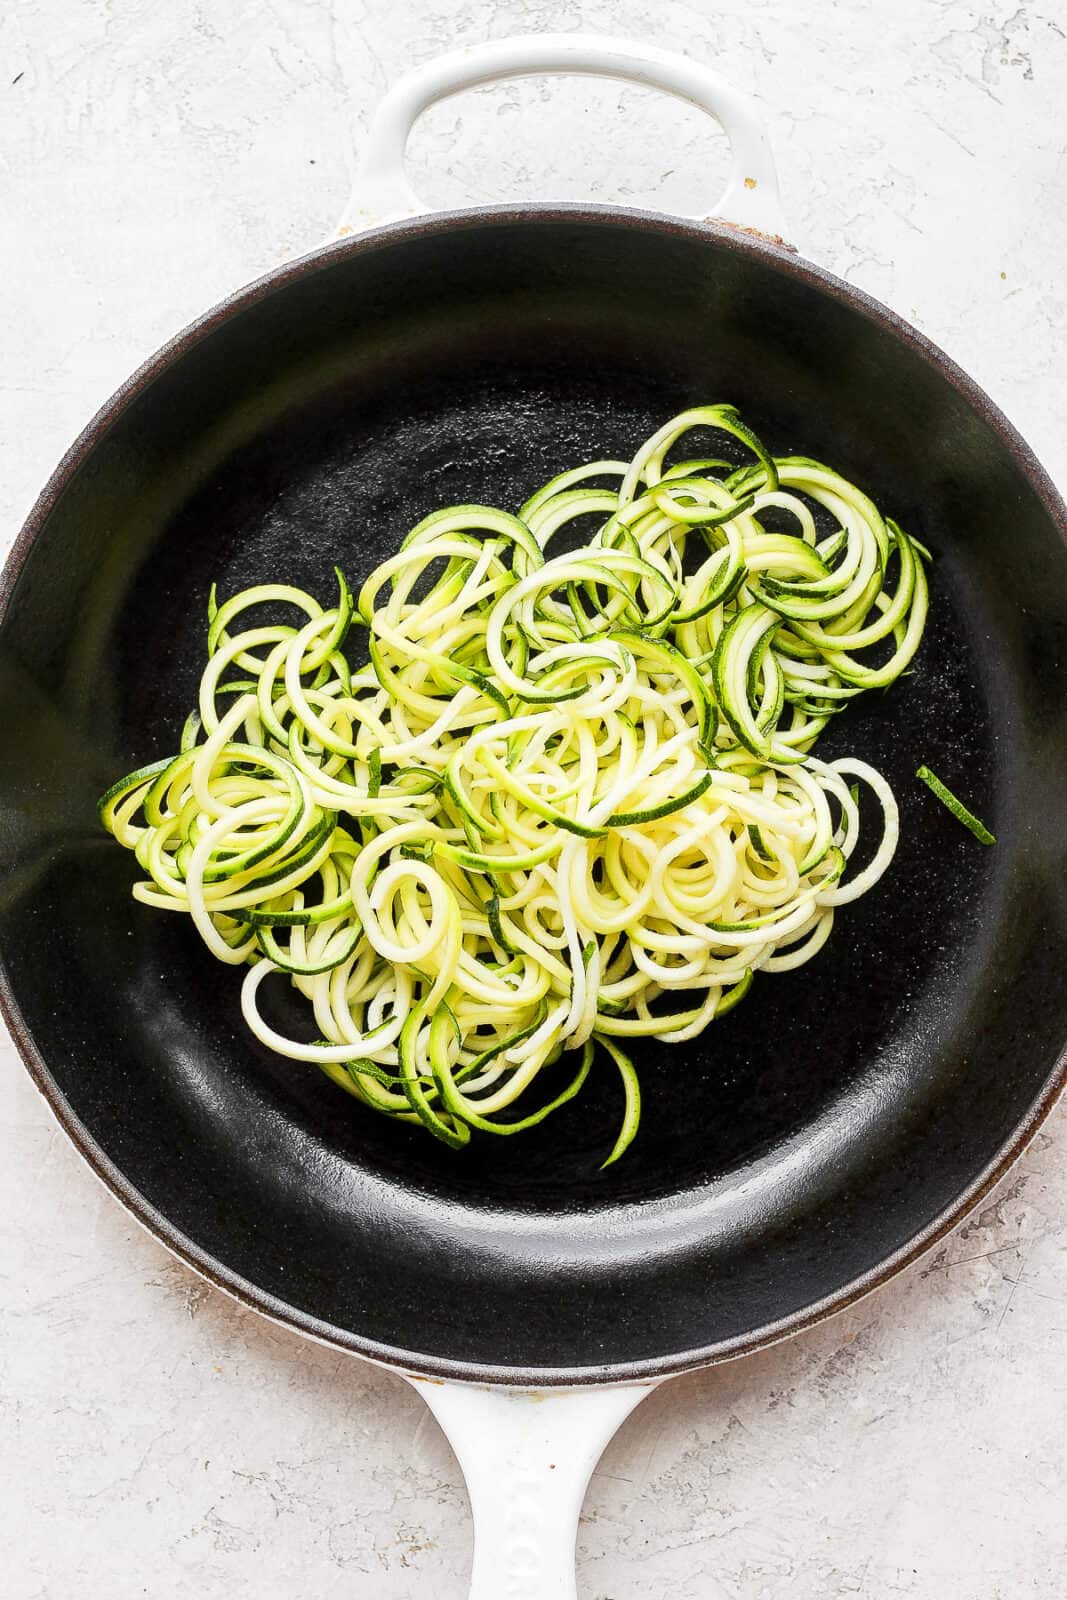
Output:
[100, 404, 925, 1164]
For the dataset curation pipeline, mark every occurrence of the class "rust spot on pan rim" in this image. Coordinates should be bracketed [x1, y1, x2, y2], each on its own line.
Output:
[2, 202, 1066, 1388]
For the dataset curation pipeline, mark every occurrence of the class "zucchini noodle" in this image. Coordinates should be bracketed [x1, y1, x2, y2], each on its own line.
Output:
[916, 764, 995, 844]
[100, 405, 927, 1163]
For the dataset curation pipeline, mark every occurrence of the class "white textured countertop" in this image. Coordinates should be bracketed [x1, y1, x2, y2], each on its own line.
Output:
[3, 3, 1067, 1596]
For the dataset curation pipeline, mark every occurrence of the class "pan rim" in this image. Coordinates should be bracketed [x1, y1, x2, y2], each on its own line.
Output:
[3, 201, 1066, 1386]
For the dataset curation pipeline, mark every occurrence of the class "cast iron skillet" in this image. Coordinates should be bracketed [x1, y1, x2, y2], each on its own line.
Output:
[3, 35, 1067, 1598]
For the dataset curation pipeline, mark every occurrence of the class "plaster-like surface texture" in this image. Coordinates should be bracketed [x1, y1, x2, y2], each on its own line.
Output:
[3, 3, 1066, 1596]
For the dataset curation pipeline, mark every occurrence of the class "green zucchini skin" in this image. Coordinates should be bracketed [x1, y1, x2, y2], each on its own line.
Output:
[916, 765, 995, 845]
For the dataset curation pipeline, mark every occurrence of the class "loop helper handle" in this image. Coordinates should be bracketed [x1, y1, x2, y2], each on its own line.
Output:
[338, 33, 791, 244]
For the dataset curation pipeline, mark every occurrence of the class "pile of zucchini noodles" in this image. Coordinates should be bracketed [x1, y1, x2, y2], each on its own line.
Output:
[100, 406, 928, 1163]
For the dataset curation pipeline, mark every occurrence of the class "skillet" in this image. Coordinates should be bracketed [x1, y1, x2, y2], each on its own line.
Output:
[3, 35, 1067, 1598]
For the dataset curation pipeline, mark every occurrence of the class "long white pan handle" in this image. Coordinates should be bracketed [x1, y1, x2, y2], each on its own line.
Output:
[408, 1376, 656, 1598]
[337, 32, 790, 244]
